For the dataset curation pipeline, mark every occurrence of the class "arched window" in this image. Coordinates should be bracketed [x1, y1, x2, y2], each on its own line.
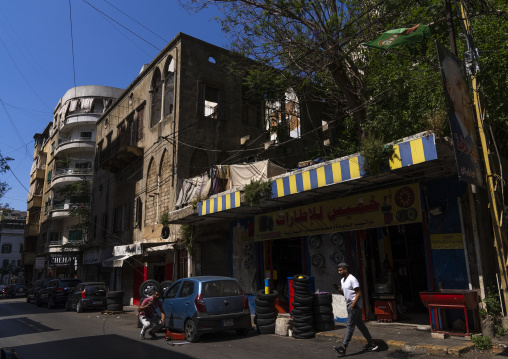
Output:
[150, 68, 162, 127]
[163, 57, 175, 118]
[145, 157, 158, 226]
[159, 149, 172, 212]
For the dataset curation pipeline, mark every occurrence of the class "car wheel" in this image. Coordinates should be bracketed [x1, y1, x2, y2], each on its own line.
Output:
[76, 300, 84, 313]
[184, 319, 200, 343]
[236, 328, 250, 336]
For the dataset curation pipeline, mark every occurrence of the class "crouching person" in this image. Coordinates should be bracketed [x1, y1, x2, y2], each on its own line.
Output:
[138, 291, 165, 340]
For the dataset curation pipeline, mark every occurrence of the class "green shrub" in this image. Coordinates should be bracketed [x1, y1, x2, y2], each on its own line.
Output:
[472, 334, 492, 350]
[495, 324, 508, 337]
[359, 135, 396, 176]
[160, 211, 169, 226]
[485, 285, 502, 315]
[244, 180, 272, 207]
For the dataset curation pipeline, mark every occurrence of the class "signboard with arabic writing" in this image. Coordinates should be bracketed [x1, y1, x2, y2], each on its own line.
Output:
[255, 183, 421, 241]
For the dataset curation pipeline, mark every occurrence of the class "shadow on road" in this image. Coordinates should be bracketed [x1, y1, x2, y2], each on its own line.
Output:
[0, 301, 53, 317]
[0, 317, 57, 338]
[11, 334, 196, 359]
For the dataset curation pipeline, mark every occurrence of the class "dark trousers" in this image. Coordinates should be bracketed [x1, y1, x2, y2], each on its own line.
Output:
[341, 305, 373, 347]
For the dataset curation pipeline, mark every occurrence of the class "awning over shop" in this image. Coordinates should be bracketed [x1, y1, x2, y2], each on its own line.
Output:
[102, 254, 133, 268]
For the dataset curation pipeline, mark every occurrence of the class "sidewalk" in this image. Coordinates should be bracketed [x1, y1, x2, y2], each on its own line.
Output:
[316, 321, 477, 357]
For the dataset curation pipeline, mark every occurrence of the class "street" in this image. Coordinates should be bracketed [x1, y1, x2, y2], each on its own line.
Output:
[0, 297, 482, 359]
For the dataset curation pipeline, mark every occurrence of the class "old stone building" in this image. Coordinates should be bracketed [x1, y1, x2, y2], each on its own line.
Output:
[90, 33, 319, 305]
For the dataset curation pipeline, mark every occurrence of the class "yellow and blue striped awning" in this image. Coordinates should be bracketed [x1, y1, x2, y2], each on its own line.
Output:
[199, 191, 241, 216]
[271, 134, 437, 199]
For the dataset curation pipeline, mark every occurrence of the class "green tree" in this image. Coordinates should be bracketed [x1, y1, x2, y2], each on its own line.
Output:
[181, 0, 508, 158]
[0, 153, 13, 206]
[56, 178, 91, 251]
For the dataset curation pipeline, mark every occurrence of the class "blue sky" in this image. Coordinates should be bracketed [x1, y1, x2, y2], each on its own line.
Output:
[0, 0, 225, 211]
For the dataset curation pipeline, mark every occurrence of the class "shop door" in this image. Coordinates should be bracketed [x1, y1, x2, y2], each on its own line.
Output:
[388, 224, 428, 311]
[178, 250, 188, 279]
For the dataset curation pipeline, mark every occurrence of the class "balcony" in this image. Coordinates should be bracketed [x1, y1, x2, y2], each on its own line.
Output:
[54, 136, 95, 156]
[27, 195, 42, 211]
[24, 223, 40, 237]
[100, 127, 143, 173]
[49, 203, 88, 219]
[51, 168, 93, 188]
[30, 168, 45, 183]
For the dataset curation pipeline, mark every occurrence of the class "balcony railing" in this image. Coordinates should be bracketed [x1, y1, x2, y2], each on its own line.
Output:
[53, 168, 93, 179]
[58, 137, 93, 146]
[50, 203, 88, 211]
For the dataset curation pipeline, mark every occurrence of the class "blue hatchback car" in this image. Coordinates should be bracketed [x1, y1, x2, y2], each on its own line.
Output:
[162, 276, 251, 342]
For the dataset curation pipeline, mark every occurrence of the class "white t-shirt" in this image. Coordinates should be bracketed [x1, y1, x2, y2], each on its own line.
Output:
[341, 274, 363, 308]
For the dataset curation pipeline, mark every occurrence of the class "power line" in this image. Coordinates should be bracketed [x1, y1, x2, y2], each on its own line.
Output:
[68, 0, 77, 94]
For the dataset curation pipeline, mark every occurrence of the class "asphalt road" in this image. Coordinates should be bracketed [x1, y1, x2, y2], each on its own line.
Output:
[0, 297, 475, 359]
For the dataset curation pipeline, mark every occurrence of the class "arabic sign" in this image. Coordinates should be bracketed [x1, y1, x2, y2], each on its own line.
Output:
[255, 183, 421, 241]
[49, 254, 79, 267]
[83, 248, 101, 265]
[113, 243, 142, 256]
[430, 233, 464, 249]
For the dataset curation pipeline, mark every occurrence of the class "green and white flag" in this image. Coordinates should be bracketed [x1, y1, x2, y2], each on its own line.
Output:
[364, 24, 431, 50]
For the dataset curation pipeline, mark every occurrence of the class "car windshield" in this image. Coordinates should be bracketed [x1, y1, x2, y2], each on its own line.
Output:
[60, 280, 81, 287]
[201, 280, 243, 298]
[86, 285, 107, 293]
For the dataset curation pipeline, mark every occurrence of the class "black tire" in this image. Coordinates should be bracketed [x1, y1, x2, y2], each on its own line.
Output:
[256, 317, 276, 326]
[292, 308, 312, 316]
[292, 315, 313, 324]
[313, 313, 334, 322]
[107, 303, 123, 311]
[293, 295, 313, 304]
[254, 298, 275, 307]
[257, 323, 276, 334]
[292, 275, 310, 284]
[160, 280, 174, 295]
[255, 305, 276, 314]
[313, 293, 333, 305]
[314, 321, 336, 332]
[107, 298, 122, 305]
[76, 300, 84, 313]
[161, 226, 170, 239]
[106, 290, 125, 299]
[313, 306, 333, 314]
[184, 319, 200, 343]
[236, 328, 250, 336]
[293, 323, 314, 332]
[293, 331, 315, 339]
[255, 311, 278, 319]
[139, 280, 160, 298]
[292, 281, 309, 289]
[256, 289, 278, 301]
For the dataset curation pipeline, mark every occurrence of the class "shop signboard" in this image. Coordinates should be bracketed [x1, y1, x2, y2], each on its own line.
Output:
[83, 248, 101, 265]
[49, 254, 79, 267]
[35, 257, 45, 269]
[113, 243, 142, 256]
[255, 183, 421, 241]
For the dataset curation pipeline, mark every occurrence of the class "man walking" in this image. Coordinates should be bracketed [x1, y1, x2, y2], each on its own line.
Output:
[333, 262, 378, 355]
[138, 291, 165, 340]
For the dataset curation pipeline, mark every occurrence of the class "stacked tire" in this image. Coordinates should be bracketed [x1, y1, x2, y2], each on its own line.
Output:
[292, 275, 315, 339]
[106, 291, 124, 312]
[312, 293, 335, 332]
[255, 289, 278, 334]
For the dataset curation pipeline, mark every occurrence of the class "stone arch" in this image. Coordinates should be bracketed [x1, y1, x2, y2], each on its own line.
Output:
[145, 157, 158, 226]
[159, 149, 172, 212]
[150, 67, 162, 127]
[163, 56, 175, 118]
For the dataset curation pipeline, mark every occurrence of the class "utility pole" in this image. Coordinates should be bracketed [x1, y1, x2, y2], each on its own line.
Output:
[455, 0, 508, 313]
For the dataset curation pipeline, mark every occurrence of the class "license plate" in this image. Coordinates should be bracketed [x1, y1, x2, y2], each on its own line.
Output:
[93, 301, 103, 305]
[222, 319, 234, 326]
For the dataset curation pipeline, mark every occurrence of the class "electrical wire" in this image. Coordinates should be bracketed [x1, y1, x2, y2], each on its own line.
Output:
[68, 0, 77, 95]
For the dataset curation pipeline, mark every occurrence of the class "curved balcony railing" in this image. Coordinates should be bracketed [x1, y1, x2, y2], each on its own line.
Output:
[57, 137, 94, 146]
[52, 168, 93, 179]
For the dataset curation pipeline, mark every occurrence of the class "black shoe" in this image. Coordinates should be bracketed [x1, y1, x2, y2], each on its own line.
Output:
[364, 343, 379, 351]
[148, 331, 158, 340]
[333, 346, 346, 355]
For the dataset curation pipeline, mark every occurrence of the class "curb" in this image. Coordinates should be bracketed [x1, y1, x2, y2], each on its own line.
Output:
[315, 331, 475, 357]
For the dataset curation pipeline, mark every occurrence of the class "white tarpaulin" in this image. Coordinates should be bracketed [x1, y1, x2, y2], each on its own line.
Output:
[228, 160, 286, 189]
[102, 254, 133, 268]
[175, 172, 211, 209]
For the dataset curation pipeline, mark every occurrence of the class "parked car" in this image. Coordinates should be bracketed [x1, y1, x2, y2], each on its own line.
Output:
[162, 276, 251, 342]
[37, 278, 82, 308]
[9, 284, 28, 298]
[0, 285, 9, 299]
[66, 282, 109, 312]
[26, 278, 53, 304]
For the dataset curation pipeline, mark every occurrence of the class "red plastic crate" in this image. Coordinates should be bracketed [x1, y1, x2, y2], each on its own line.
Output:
[374, 300, 397, 321]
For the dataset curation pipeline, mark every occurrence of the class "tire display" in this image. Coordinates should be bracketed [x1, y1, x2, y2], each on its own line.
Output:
[160, 280, 174, 295]
[312, 292, 335, 333]
[106, 290, 125, 299]
[138, 280, 160, 298]
[107, 303, 123, 312]
[291, 275, 315, 339]
[255, 290, 278, 334]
